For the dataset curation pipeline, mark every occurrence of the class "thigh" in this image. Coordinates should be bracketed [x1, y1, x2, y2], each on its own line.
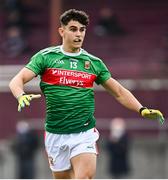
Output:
[71, 153, 97, 179]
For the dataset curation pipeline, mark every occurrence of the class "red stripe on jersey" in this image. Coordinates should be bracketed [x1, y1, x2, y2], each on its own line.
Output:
[41, 68, 97, 88]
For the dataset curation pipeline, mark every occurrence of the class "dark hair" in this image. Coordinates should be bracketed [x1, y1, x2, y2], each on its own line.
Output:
[60, 9, 89, 26]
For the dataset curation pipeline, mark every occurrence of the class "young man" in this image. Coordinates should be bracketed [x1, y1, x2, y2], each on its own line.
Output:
[9, 9, 164, 179]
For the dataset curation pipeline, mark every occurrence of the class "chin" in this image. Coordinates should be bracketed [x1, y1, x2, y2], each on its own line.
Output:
[73, 45, 81, 50]
[73, 42, 82, 48]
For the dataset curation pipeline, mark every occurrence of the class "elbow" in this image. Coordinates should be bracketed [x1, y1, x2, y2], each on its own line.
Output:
[9, 79, 13, 91]
[9, 77, 16, 91]
[114, 86, 123, 98]
[114, 86, 128, 99]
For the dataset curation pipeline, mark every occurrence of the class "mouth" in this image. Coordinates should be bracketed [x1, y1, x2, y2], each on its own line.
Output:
[73, 39, 82, 43]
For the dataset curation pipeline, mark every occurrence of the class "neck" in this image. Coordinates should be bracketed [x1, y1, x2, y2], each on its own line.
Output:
[62, 44, 80, 53]
[60, 45, 82, 56]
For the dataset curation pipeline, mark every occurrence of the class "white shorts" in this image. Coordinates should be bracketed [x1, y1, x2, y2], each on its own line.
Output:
[44, 128, 99, 172]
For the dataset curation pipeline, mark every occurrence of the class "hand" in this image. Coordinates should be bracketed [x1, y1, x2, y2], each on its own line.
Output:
[140, 107, 165, 125]
[17, 94, 41, 112]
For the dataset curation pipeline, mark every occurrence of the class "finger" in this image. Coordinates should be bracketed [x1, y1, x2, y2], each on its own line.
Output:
[26, 95, 32, 101]
[20, 100, 26, 108]
[159, 117, 164, 125]
[18, 104, 21, 112]
[158, 115, 165, 125]
[23, 98, 30, 106]
[30, 94, 41, 99]
[150, 110, 163, 116]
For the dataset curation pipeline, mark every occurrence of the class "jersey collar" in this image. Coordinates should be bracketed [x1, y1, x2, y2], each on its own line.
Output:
[60, 45, 82, 56]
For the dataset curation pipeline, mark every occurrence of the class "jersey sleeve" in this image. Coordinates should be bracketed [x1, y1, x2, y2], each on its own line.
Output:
[25, 52, 46, 75]
[95, 60, 111, 85]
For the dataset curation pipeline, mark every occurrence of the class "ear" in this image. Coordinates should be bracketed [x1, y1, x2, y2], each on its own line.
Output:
[58, 27, 64, 37]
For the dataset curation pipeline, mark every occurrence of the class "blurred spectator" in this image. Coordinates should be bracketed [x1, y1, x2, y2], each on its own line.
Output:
[162, 30, 168, 75]
[106, 117, 131, 179]
[6, 10, 25, 30]
[2, 0, 28, 57]
[0, 142, 5, 178]
[12, 120, 39, 179]
[94, 7, 126, 37]
[2, 26, 27, 57]
[5, 0, 22, 11]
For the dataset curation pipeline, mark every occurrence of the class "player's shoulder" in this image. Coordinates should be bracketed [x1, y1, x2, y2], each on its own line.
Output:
[81, 49, 102, 62]
[38, 45, 61, 55]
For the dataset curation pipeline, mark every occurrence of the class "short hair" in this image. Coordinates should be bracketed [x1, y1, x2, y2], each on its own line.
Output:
[60, 9, 89, 26]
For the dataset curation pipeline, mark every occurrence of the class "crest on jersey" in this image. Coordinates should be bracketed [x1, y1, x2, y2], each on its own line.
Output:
[84, 61, 90, 69]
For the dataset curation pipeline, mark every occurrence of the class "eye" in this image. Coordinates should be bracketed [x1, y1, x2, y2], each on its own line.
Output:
[80, 27, 86, 32]
[70, 27, 77, 32]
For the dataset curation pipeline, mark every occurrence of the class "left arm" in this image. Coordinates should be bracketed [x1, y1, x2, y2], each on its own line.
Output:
[102, 77, 143, 113]
[102, 77, 165, 124]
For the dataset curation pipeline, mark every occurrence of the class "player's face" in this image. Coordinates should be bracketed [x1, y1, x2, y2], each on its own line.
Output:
[59, 20, 86, 53]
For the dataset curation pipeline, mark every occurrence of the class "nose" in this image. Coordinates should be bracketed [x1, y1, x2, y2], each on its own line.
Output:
[75, 30, 82, 36]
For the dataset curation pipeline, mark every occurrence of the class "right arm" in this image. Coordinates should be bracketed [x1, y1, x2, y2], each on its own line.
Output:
[9, 67, 36, 98]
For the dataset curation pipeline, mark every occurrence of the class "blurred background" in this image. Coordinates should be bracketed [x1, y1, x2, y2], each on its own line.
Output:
[0, 0, 168, 178]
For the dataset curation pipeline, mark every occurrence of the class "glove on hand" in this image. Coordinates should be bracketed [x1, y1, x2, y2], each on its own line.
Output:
[140, 107, 165, 125]
[17, 94, 41, 112]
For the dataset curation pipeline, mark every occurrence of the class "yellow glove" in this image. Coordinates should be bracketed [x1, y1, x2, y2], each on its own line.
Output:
[140, 107, 165, 125]
[17, 93, 41, 112]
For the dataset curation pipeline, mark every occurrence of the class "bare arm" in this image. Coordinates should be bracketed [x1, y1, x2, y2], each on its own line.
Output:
[9, 67, 36, 98]
[102, 78, 143, 113]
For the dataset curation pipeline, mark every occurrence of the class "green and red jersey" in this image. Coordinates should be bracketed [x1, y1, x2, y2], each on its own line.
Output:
[26, 45, 111, 134]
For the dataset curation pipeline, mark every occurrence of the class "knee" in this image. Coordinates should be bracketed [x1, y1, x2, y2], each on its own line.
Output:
[74, 169, 95, 179]
[75, 174, 94, 179]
